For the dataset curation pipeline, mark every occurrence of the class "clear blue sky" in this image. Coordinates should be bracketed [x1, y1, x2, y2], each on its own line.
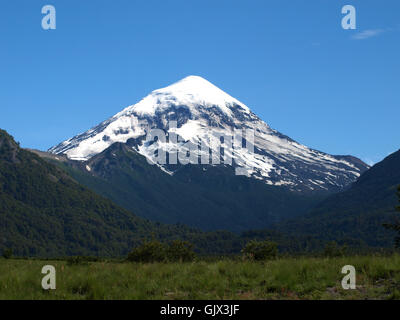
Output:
[1, 0, 399, 165]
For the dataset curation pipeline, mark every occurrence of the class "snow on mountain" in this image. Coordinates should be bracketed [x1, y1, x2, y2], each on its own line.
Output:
[128, 75, 251, 117]
[49, 75, 369, 192]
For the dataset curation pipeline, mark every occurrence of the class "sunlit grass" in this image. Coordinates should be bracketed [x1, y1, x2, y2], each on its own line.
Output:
[0, 255, 399, 300]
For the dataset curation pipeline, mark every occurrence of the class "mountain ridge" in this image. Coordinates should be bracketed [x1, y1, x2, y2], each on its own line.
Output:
[1, 129, 245, 256]
[49, 75, 369, 193]
[274, 149, 400, 247]
[52, 139, 326, 232]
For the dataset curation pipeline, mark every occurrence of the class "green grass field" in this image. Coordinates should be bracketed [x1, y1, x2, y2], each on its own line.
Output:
[0, 255, 399, 300]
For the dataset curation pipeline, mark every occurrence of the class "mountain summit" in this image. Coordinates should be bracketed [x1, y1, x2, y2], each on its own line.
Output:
[128, 75, 251, 116]
[49, 76, 368, 192]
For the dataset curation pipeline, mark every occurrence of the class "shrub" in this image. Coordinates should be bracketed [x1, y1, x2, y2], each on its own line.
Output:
[66, 256, 99, 265]
[166, 240, 196, 262]
[323, 241, 347, 257]
[127, 240, 197, 263]
[127, 240, 167, 263]
[2, 248, 13, 259]
[242, 240, 278, 261]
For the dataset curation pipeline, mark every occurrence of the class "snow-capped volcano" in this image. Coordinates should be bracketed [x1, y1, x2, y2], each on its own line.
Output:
[49, 75, 368, 192]
[129, 75, 251, 116]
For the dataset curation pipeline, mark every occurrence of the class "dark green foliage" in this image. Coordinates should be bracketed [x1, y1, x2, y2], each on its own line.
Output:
[0, 129, 218, 257]
[0, 130, 149, 257]
[127, 240, 167, 263]
[242, 239, 278, 261]
[57, 141, 326, 232]
[66, 256, 100, 265]
[323, 241, 347, 257]
[398, 186, 400, 212]
[3, 127, 400, 257]
[166, 240, 196, 262]
[2, 248, 13, 259]
[383, 186, 400, 248]
[127, 240, 196, 263]
[275, 150, 400, 249]
[0, 130, 248, 257]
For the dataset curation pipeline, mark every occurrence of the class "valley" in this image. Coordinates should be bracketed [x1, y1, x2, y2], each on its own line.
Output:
[2, 0, 399, 305]
[1, 77, 399, 257]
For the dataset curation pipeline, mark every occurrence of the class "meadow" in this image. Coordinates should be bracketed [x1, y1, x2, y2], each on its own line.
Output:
[0, 255, 399, 300]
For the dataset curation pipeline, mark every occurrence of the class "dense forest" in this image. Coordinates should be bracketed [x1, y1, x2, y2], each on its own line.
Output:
[49, 140, 325, 232]
[1, 129, 399, 258]
[0, 129, 243, 257]
[274, 150, 400, 249]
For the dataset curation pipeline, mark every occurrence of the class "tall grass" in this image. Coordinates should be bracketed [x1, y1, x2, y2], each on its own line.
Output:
[0, 255, 399, 300]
